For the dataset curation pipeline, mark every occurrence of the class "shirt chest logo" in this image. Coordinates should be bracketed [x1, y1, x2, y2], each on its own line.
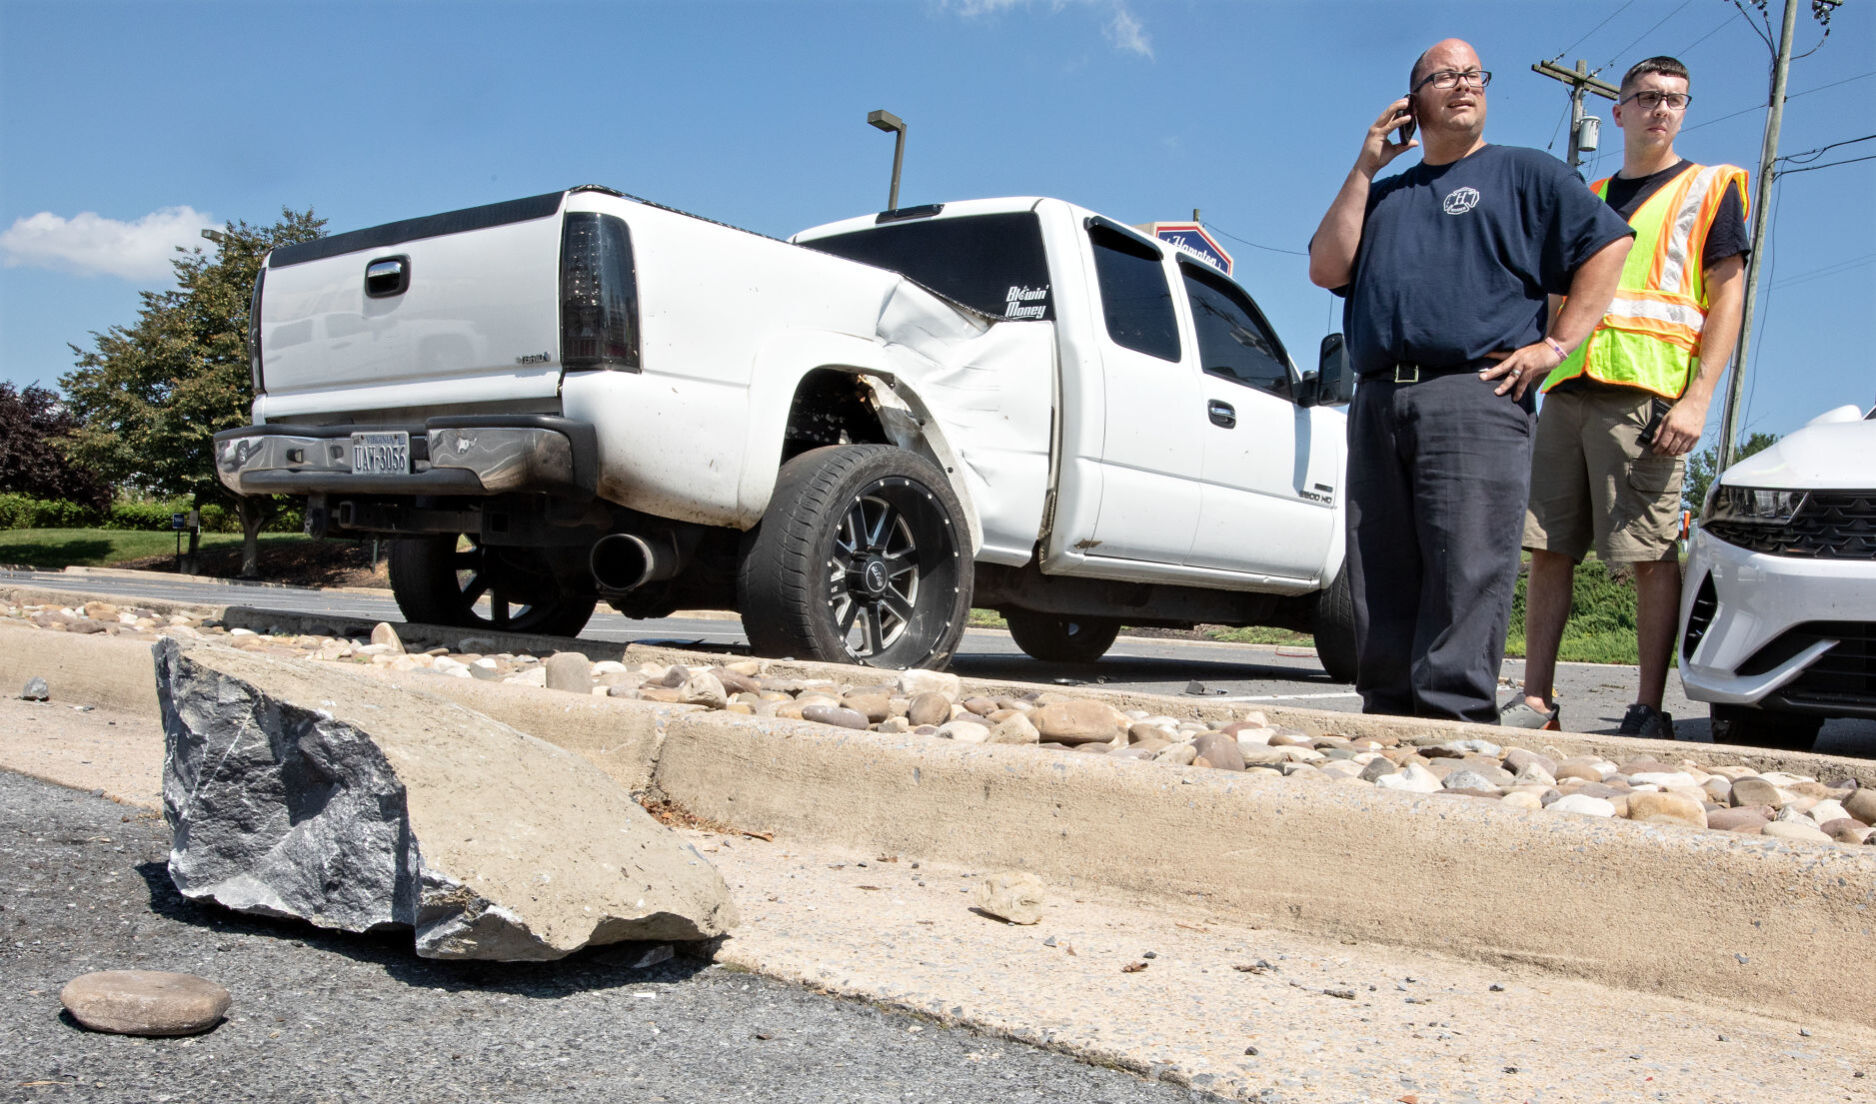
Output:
[1442, 187, 1482, 215]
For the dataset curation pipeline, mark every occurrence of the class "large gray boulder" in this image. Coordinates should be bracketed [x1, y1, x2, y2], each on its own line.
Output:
[155, 639, 737, 961]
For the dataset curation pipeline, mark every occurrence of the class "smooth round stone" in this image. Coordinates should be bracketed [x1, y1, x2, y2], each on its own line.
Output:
[1550, 794, 1616, 817]
[1500, 791, 1543, 811]
[1552, 757, 1607, 783]
[1843, 788, 1876, 824]
[1358, 757, 1397, 783]
[1153, 743, 1198, 766]
[1808, 799, 1852, 825]
[1628, 771, 1699, 790]
[936, 720, 991, 744]
[801, 703, 868, 730]
[711, 669, 763, 696]
[1730, 777, 1788, 808]
[1706, 806, 1773, 832]
[987, 714, 1041, 746]
[1761, 821, 1833, 844]
[1192, 732, 1245, 771]
[1624, 791, 1707, 829]
[1441, 769, 1500, 793]
[1375, 763, 1442, 794]
[1819, 818, 1872, 844]
[962, 696, 999, 716]
[61, 971, 231, 1036]
[678, 671, 728, 709]
[1502, 748, 1558, 777]
[905, 692, 952, 727]
[841, 694, 892, 723]
[1029, 700, 1127, 746]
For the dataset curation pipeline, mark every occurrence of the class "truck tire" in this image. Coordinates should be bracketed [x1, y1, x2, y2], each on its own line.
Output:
[1312, 565, 1358, 684]
[389, 534, 596, 638]
[739, 444, 971, 670]
[1005, 611, 1121, 664]
[1708, 703, 1821, 751]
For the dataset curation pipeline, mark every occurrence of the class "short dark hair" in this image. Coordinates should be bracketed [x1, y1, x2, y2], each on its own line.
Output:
[1621, 56, 1689, 94]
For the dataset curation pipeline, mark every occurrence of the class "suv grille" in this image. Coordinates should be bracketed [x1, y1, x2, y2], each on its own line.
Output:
[1705, 491, 1876, 559]
[1746, 620, 1876, 712]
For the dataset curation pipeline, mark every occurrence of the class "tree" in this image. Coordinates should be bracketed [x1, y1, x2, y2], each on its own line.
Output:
[61, 209, 325, 575]
[0, 382, 112, 511]
[1685, 431, 1779, 517]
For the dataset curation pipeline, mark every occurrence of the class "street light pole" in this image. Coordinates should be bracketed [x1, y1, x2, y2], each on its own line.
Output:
[867, 109, 906, 211]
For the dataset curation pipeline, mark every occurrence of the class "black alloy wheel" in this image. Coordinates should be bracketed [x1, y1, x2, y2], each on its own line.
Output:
[388, 534, 596, 637]
[739, 445, 971, 669]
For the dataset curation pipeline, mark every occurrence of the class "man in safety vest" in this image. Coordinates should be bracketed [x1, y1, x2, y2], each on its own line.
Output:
[1506, 56, 1749, 736]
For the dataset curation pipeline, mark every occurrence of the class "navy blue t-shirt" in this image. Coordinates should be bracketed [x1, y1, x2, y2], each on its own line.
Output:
[1341, 144, 1634, 378]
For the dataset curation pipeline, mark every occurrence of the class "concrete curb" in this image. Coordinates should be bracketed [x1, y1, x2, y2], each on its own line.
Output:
[2, 602, 1872, 1030]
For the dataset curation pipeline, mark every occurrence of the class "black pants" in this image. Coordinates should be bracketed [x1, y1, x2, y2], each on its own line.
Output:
[1345, 372, 1535, 723]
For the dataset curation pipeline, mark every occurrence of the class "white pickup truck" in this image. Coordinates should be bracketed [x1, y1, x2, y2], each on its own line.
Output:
[217, 186, 1356, 672]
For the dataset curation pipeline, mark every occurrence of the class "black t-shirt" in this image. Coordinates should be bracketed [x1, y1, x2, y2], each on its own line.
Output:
[1340, 144, 1634, 379]
[1551, 159, 1750, 396]
[1600, 159, 1750, 269]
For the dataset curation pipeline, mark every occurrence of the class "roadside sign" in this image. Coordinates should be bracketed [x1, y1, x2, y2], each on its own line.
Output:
[1148, 223, 1232, 276]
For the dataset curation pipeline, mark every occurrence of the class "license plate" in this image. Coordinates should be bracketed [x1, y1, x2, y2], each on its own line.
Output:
[350, 431, 410, 475]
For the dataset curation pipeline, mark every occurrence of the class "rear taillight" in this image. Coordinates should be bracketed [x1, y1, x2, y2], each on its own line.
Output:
[559, 212, 640, 371]
[248, 262, 266, 393]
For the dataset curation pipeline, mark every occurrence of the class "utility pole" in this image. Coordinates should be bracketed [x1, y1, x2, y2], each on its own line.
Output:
[1717, 0, 1838, 470]
[1531, 58, 1619, 170]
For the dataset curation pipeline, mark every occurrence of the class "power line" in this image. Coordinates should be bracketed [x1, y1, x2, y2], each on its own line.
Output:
[1778, 152, 1876, 175]
[1549, 0, 1636, 63]
[1773, 251, 1876, 289]
[1776, 132, 1876, 164]
[1681, 69, 1876, 133]
[1201, 222, 1310, 258]
[1596, 0, 1696, 74]
[1675, 15, 1736, 55]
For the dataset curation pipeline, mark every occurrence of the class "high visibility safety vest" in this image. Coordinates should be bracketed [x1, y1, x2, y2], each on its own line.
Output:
[1540, 162, 1749, 399]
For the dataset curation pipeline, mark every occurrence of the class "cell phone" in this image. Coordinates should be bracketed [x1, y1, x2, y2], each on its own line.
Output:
[1395, 104, 1416, 144]
[1639, 396, 1671, 447]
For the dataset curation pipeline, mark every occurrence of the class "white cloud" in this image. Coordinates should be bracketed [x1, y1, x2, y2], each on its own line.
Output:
[0, 206, 217, 281]
[945, 0, 1153, 58]
[1105, 4, 1153, 59]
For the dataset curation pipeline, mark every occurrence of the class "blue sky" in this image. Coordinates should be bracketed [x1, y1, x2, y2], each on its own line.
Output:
[2, 0, 1871, 443]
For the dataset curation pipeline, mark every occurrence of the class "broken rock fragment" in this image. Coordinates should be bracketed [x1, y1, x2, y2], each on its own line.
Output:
[156, 639, 737, 961]
[973, 870, 1045, 925]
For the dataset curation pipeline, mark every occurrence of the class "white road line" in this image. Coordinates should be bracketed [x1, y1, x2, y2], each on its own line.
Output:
[1211, 691, 1364, 702]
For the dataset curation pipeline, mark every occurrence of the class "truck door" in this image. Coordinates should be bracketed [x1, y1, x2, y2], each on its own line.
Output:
[1080, 221, 1203, 566]
[1177, 260, 1335, 582]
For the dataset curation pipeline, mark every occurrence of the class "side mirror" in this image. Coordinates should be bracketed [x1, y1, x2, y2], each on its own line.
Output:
[1315, 333, 1355, 406]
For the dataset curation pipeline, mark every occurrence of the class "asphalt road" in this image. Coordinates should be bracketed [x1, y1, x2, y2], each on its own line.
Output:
[0, 771, 1220, 1104]
[5, 567, 1872, 755]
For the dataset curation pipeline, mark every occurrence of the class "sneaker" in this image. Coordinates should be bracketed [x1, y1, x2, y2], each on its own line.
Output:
[1499, 699, 1561, 731]
[1617, 703, 1675, 739]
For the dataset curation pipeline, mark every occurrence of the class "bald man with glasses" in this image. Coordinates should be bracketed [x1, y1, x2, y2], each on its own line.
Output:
[1512, 56, 1750, 737]
[1310, 38, 1633, 723]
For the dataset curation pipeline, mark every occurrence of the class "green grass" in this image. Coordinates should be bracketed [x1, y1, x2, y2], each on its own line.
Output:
[0, 528, 306, 570]
[1505, 556, 1646, 666]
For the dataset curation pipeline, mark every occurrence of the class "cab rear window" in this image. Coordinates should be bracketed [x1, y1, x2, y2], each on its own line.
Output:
[802, 212, 1052, 321]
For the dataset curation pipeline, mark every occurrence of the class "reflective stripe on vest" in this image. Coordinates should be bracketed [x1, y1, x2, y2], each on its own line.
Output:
[1541, 162, 1748, 399]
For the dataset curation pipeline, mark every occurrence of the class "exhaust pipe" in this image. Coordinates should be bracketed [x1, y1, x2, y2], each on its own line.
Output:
[590, 532, 681, 594]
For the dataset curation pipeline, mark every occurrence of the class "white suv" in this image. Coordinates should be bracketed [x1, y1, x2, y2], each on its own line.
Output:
[1678, 403, 1876, 748]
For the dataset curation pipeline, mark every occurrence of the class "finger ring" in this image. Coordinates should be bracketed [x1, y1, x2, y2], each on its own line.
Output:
[1509, 368, 1522, 378]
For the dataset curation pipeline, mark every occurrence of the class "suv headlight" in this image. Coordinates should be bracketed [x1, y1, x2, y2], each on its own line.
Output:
[1704, 484, 1807, 526]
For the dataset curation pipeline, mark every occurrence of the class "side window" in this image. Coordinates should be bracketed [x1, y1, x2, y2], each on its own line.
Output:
[1088, 224, 1180, 362]
[1181, 261, 1291, 397]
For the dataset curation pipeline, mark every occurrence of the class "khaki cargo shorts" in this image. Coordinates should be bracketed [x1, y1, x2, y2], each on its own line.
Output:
[1522, 386, 1683, 563]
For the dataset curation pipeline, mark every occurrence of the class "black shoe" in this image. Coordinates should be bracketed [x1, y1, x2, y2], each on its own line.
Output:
[1617, 703, 1675, 739]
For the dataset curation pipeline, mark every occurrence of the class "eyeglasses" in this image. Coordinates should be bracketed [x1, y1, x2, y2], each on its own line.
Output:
[1622, 90, 1693, 111]
[1413, 69, 1492, 92]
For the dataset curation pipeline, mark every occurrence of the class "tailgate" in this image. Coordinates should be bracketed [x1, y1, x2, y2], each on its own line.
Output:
[257, 192, 568, 416]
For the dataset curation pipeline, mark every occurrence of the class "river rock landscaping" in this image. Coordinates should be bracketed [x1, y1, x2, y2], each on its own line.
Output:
[9, 597, 1872, 848]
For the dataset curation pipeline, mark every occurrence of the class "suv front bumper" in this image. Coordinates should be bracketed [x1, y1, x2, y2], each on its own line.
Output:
[214, 416, 597, 498]
[1678, 525, 1876, 717]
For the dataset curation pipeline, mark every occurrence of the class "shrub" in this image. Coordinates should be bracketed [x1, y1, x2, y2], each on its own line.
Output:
[0, 492, 101, 529]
